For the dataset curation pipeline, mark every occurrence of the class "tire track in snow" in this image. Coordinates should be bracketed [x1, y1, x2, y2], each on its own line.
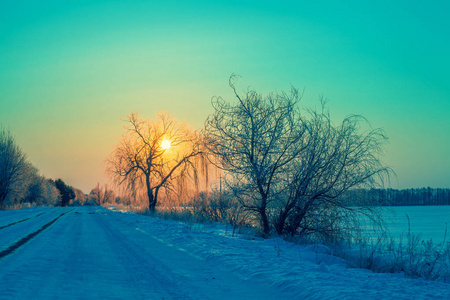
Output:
[0, 210, 58, 231]
[0, 209, 74, 259]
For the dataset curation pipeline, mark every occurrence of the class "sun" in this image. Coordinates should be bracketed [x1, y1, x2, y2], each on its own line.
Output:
[160, 139, 172, 150]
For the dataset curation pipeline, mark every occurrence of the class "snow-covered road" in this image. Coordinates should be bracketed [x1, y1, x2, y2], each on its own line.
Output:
[0, 206, 449, 299]
[0, 207, 289, 299]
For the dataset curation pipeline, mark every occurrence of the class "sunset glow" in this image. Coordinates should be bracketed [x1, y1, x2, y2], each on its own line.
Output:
[0, 1, 449, 192]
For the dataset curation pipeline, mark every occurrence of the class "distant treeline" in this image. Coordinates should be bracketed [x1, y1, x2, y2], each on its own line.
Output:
[344, 188, 450, 206]
[0, 126, 85, 209]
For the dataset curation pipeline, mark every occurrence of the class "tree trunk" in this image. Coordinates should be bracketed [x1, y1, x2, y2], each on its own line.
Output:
[287, 209, 306, 236]
[287, 201, 314, 236]
[275, 209, 288, 235]
[260, 211, 270, 236]
[147, 187, 161, 212]
[146, 175, 156, 211]
[259, 194, 270, 235]
[147, 190, 155, 211]
[0, 193, 6, 208]
[153, 187, 160, 210]
[274, 201, 296, 235]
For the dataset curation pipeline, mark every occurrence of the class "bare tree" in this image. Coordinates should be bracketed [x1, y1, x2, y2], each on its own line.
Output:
[41, 179, 61, 206]
[205, 77, 391, 237]
[274, 102, 391, 237]
[72, 188, 87, 205]
[23, 171, 45, 205]
[0, 127, 30, 208]
[89, 183, 115, 206]
[205, 76, 308, 234]
[107, 113, 204, 211]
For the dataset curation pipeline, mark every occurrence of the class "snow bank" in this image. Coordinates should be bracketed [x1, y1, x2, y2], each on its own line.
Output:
[109, 208, 450, 299]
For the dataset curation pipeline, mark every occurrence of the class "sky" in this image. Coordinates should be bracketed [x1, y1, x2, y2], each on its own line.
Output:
[0, 0, 449, 193]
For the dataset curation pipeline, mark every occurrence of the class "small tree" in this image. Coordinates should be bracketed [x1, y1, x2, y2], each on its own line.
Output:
[107, 113, 204, 211]
[72, 188, 87, 205]
[54, 179, 75, 207]
[24, 173, 45, 205]
[89, 183, 115, 206]
[42, 179, 61, 206]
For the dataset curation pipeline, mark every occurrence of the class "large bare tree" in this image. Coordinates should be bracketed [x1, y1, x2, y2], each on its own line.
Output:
[107, 113, 203, 211]
[205, 76, 309, 234]
[205, 77, 391, 236]
[273, 103, 391, 237]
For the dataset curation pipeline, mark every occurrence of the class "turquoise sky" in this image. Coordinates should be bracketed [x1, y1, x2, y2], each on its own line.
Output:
[1, 0, 449, 192]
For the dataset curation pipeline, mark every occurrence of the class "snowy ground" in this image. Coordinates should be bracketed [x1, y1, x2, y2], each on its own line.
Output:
[0, 206, 449, 299]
